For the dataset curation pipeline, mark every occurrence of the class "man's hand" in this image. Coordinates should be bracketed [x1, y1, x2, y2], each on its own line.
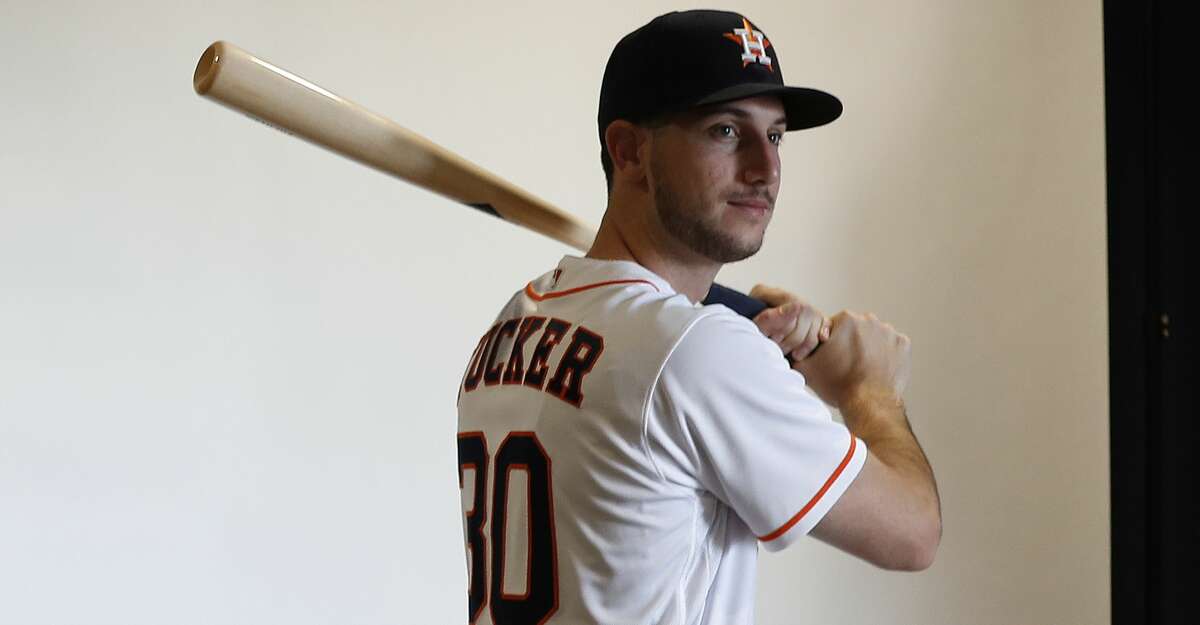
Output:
[749, 284, 831, 361]
[794, 310, 912, 419]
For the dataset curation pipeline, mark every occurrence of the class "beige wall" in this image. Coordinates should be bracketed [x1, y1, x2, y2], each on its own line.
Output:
[0, 1, 1107, 623]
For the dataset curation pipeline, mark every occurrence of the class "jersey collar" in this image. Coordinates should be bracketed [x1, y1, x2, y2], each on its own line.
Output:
[545, 255, 676, 297]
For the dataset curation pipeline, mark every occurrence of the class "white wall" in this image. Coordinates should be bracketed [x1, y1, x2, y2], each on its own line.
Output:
[0, 1, 1108, 623]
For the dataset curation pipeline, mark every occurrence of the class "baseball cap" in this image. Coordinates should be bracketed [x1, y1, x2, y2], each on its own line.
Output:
[597, 10, 842, 145]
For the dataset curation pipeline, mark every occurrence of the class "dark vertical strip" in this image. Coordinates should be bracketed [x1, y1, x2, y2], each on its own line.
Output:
[1104, 0, 1151, 621]
[1106, 0, 1195, 622]
[1148, 0, 1196, 619]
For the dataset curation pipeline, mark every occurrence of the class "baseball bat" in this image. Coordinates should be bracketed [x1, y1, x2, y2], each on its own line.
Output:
[192, 41, 767, 318]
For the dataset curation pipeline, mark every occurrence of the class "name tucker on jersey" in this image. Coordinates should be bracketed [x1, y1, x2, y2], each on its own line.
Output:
[461, 316, 605, 408]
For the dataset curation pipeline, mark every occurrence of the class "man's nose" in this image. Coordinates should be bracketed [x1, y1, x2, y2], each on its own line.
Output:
[741, 136, 780, 186]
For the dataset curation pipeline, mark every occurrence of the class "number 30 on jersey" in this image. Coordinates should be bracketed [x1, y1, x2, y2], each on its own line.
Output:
[458, 431, 558, 624]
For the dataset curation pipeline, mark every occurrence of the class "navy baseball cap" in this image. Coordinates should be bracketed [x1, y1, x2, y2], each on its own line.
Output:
[598, 10, 842, 145]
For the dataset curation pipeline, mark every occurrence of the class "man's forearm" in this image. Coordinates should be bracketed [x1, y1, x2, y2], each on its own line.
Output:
[842, 394, 942, 537]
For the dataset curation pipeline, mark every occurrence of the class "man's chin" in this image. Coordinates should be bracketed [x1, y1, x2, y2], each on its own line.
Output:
[719, 245, 762, 264]
[700, 233, 763, 264]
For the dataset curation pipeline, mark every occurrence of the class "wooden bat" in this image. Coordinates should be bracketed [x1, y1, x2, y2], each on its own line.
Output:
[192, 41, 767, 318]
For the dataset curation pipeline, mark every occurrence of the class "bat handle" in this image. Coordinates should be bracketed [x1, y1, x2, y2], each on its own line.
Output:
[703, 282, 768, 318]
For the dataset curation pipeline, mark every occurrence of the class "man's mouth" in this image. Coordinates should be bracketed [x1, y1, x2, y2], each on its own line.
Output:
[726, 196, 774, 212]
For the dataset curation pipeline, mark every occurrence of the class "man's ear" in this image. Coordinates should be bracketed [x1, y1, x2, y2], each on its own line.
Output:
[605, 120, 650, 188]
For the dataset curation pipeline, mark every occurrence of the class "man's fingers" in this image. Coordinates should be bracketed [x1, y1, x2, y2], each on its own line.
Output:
[748, 285, 834, 359]
[789, 321, 823, 360]
[753, 301, 799, 341]
[780, 311, 829, 359]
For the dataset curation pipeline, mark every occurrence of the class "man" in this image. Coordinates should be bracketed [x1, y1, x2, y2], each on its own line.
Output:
[456, 10, 940, 624]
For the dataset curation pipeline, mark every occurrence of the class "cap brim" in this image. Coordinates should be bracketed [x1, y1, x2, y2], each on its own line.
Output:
[693, 84, 842, 130]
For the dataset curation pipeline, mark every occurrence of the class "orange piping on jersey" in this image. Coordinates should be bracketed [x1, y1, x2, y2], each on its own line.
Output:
[758, 435, 858, 542]
[524, 279, 659, 302]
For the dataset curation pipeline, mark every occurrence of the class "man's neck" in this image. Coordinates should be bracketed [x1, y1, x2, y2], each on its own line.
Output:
[586, 207, 721, 304]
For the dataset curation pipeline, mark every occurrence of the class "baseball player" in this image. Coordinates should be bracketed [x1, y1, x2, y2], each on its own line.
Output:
[456, 10, 941, 624]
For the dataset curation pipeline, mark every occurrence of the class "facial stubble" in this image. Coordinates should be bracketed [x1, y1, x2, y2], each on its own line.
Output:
[651, 159, 767, 264]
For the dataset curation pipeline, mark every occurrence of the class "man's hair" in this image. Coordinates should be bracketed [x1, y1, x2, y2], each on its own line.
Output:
[600, 115, 670, 194]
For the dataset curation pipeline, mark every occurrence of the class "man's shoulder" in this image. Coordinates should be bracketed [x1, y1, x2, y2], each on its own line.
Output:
[584, 290, 777, 383]
[667, 303, 783, 369]
[490, 256, 770, 365]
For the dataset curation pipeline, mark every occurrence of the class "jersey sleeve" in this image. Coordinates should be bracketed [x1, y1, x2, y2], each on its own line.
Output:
[644, 311, 867, 552]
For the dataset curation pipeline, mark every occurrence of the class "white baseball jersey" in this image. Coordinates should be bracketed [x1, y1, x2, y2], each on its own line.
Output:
[456, 255, 866, 625]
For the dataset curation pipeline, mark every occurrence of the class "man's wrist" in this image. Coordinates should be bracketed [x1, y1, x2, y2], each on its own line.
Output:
[838, 387, 909, 440]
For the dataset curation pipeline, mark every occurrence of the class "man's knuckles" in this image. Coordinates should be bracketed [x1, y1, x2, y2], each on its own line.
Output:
[791, 333, 819, 359]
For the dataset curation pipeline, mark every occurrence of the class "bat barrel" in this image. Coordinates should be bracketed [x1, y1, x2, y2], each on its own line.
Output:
[193, 41, 432, 174]
[192, 41, 595, 251]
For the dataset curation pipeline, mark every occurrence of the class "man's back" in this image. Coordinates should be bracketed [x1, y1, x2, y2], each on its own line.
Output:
[456, 256, 865, 624]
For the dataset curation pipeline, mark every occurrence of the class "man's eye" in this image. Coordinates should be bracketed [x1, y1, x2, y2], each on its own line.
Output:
[769, 132, 784, 145]
[712, 124, 737, 138]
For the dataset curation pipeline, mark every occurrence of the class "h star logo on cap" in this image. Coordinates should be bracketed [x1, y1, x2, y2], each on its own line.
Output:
[723, 17, 773, 71]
